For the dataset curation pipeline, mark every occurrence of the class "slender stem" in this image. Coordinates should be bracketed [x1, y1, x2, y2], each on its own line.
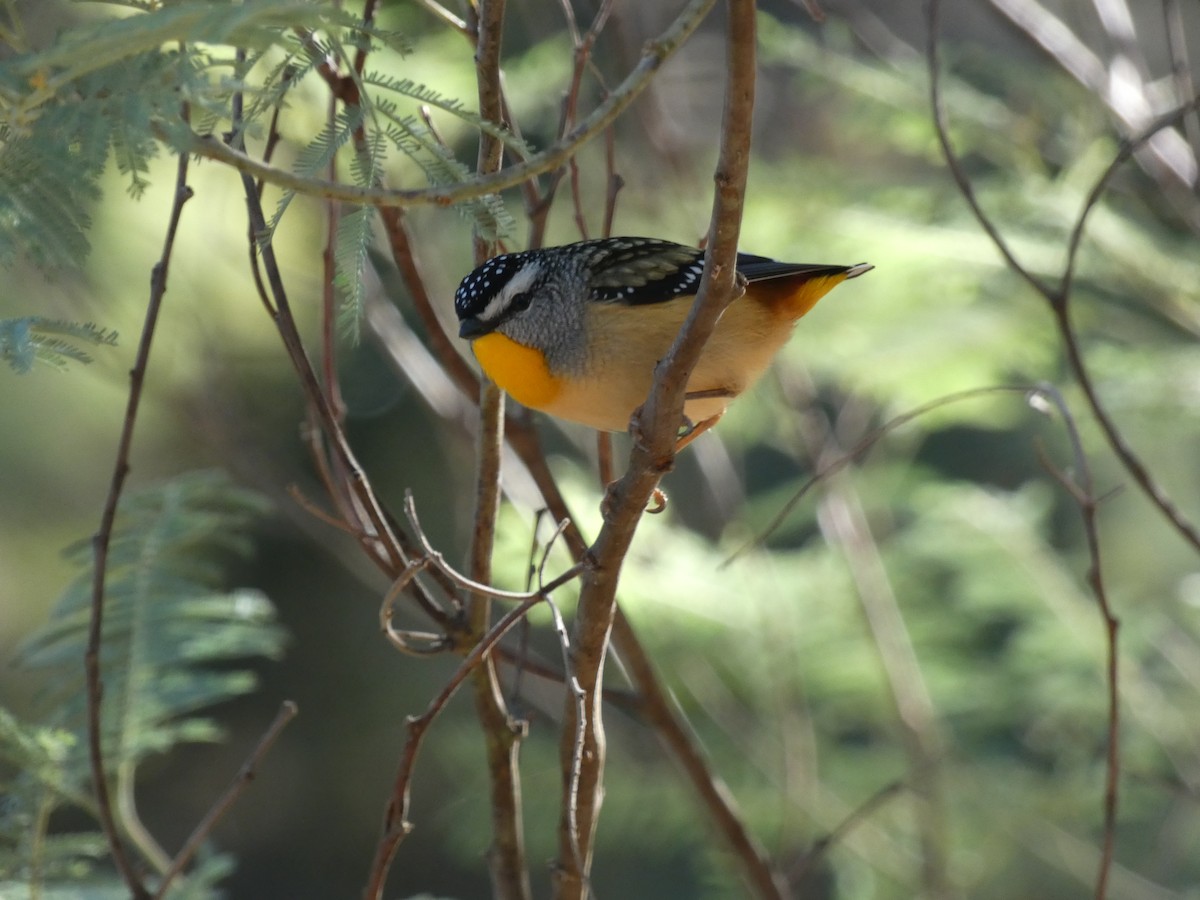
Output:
[86, 113, 194, 900]
[1031, 387, 1121, 900]
[154, 702, 298, 899]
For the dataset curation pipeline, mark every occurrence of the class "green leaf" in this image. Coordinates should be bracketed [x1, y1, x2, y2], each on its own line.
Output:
[0, 318, 118, 374]
[16, 471, 285, 777]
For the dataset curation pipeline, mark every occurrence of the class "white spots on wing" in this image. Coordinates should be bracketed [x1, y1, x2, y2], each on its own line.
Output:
[672, 262, 702, 294]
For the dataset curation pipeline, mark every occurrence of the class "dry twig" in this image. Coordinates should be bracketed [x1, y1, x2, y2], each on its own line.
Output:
[153, 702, 298, 899]
[181, 0, 717, 210]
[1029, 385, 1122, 900]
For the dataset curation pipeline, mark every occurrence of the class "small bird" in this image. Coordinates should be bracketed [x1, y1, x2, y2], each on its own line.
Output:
[454, 237, 870, 443]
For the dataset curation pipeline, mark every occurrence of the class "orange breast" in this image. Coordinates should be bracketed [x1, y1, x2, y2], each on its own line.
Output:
[471, 332, 563, 410]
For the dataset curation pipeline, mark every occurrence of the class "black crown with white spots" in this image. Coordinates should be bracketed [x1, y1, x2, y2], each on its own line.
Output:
[454, 251, 530, 320]
[453, 237, 838, 321]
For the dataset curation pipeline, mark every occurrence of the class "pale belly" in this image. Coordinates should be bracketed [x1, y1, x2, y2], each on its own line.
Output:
[544, 299, 794, 433]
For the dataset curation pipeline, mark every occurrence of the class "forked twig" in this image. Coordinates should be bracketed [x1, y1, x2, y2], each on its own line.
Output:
[365, 580, 564, 898]
[927, 0, 1200, 556]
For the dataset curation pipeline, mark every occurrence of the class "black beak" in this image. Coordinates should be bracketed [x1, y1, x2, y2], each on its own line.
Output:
[458, 317, 491, 339]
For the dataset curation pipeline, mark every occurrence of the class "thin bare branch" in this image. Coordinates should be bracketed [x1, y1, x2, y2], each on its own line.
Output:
[725, 385, 1041, 564]
[87, 109, 194, 900]
[814, 447, 950, 898]
[236, 163, 410, 573]
[411, 0, 469, 35]
[402, 493, 584, 601]
[465, 4, 532, 894]
[1029, 386, 1122, 900]
[788, 781, 906, 888]
[154, 702, 298, 899]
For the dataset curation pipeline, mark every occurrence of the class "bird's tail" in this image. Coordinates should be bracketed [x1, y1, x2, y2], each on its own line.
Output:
[762, 262, 872, 321]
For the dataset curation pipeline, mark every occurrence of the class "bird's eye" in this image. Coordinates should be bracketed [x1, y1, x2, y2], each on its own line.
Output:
[509, 291, 533, 313]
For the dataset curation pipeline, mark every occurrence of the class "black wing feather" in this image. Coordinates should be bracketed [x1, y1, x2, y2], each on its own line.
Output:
[584, 239, 847, 306]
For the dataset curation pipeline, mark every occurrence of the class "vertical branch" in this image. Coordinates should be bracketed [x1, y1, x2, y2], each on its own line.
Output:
[85, 116, 194, 900]
[785, 367, 948, 898]
[553, 1, 767, 897]
[508, 418, 791, 900]
[817, 481, 949, 897]
[468, 2, 532, 898]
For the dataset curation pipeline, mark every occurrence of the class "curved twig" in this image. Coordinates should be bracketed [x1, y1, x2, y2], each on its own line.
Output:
[927, 0, 1200, 556]
[403, 492, 584, 601]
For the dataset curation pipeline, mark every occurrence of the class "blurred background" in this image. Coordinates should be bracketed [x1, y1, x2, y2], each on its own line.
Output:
[3, 0, 1200, 897]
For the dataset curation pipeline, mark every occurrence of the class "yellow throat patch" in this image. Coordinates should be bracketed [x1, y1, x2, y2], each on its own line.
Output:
[471, 332, 562, 411]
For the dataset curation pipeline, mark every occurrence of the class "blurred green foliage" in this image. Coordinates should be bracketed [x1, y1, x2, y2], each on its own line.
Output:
[2, 1, 1199, 898]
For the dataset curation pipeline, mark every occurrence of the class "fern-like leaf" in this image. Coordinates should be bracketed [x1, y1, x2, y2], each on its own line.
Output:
[0, 318, 118, 374]
[0, 709, 103, 887]
[268, 104, 367, 238]
[17, 471, 285, 777]
[0, 134, 101, 270]
[363, 72, 535, 158]
[378, 112, 514, 240]
[333, 205, 374, 339]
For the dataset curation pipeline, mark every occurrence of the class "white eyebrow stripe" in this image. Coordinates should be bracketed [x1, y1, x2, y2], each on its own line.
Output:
[479, 262, 540, 322]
